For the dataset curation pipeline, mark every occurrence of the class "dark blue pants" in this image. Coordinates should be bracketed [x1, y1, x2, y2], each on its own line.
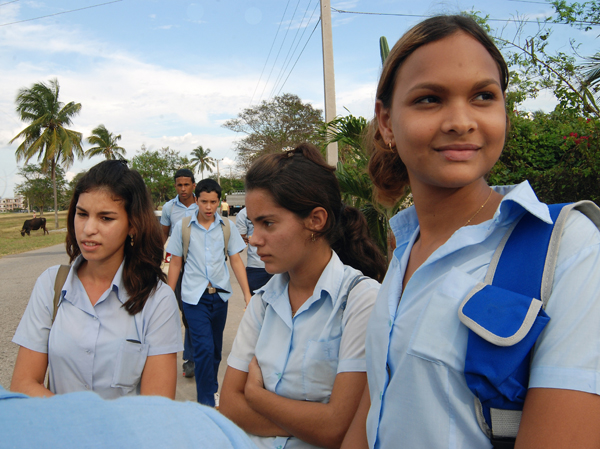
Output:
[182, 292, 228, 406]
[246, 267, 273, 294]
[174, 270, 194, 361]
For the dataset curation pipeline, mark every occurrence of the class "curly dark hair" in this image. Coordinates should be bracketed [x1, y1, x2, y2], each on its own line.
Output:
[245, 143, 387, 282]
[66, 160, 166, 315]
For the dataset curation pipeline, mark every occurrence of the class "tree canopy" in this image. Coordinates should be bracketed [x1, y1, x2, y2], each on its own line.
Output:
[190, 145, 215, 179]
[131, 146, 191, 208]
[223, 93, 324, 169]
[85, 124, 126, 160]
[10, 78, 83, 228]
[15, 164, 68, 213]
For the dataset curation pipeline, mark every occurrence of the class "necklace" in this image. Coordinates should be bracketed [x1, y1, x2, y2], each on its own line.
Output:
[464, 188, 493, 227]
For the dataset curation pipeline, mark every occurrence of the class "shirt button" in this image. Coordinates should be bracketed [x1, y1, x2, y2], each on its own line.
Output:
[86, 350, 92, 354]
[85, 384, 90, 390]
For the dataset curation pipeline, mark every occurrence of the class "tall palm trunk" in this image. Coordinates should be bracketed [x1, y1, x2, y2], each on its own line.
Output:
[51, 158, 59, 229]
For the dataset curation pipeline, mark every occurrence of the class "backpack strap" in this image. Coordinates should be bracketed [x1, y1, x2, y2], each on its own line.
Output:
[181, 215, 230, 264]
[181, 216, 192, 264]
[460, 200, 600, 448]
[222, 217, 230, 261]
[52, 265, 70, 324]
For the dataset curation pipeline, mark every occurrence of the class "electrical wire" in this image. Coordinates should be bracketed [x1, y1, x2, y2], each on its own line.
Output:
[249, 0, 292, 107]
[0, 0, 123, 27]
[0, 1, 19, 8]
[275, 17, 320, 96]
[330, 7, 599, 26]
[269, 0, 319, 99]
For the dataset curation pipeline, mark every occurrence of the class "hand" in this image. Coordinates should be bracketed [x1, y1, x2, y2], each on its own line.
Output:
[245, 356, 265, 407]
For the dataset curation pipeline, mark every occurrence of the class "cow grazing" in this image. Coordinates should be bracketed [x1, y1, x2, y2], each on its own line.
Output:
[21, 217, 49, 237]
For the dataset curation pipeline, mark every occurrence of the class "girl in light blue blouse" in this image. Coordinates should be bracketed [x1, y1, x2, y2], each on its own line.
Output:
[220, 143, 387, 449]
[11, 160, 182, 399]
[342, 14, 600, 449]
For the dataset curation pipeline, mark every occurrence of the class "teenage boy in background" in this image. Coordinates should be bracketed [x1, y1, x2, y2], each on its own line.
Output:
[160, 168, 198, 378]
[167, 179, 252, 407]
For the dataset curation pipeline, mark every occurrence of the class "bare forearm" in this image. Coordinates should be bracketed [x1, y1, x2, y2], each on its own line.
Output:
[10, 347, 54, 397]
[140, 353, 177, 399]
[230, 254, 252, 304]
[220, 368, 290, 437]
[246, 377, 362, 448]
[167, 256, 182, 291]
[341, 384, 370, 449]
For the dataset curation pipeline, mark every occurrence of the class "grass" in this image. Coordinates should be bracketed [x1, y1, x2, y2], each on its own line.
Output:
[0, 211, 68, 257]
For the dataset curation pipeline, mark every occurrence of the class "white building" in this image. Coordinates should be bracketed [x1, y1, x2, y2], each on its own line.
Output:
[0, 196, 25, 212]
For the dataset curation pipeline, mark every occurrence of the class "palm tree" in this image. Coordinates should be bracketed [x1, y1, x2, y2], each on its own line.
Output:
[190, 145, 215, 179]
[85, 124, 126, 160]
[10, 78, 83, 229]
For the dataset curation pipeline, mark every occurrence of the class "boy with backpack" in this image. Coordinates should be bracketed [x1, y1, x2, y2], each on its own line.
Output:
[167, 179, 252, 407]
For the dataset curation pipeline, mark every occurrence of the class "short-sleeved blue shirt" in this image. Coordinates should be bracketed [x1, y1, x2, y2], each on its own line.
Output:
[0, 385, 257, 449]
[228, 252, 380, 449]
[12, 256, 183, 399]
[160, 195, 198, 236]
[235, 207, 264, 269]
[166, 212, 246, 304]
[365, 181, 600, 448]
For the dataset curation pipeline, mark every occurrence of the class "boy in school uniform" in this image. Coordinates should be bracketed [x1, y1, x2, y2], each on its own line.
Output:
[160, 168, 198, 378]
[167, 179, 252, 407]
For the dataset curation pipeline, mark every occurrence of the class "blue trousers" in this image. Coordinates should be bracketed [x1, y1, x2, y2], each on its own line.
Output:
[174, 270, 194, 361]
[246, 267, 273, 294]
[182, 292, 228, 406]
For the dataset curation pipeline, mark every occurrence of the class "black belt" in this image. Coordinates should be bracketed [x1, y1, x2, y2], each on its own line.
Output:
[205, 287, 227, 295]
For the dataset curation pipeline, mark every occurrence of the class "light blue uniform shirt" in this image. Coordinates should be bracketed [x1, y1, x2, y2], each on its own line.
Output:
[166, 212, 246, 304]
[12, 256, 183, 399]
[365, 181, 600, 448]
[160, 195, 198, 236]
[235, 207, 265, 269]
[0, 385, 258, 449]
[228, 252, 380, 449]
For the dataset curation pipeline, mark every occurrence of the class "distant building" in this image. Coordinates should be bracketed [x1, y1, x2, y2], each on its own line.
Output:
[0, 196, 25, 212]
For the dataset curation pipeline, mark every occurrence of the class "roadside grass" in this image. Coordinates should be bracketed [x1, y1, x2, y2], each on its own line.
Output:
[0, 212, 68, 257]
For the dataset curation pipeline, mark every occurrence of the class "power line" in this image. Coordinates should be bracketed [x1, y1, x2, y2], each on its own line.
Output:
[0, 1, 19, 7]
[0, 0, 123, 27]
[275, 17, 321, 97]
[259, 0, 303, 102]
[270, 0, 320, 99]
[331, 7, 599, 26]
[249, 0, 292, 107]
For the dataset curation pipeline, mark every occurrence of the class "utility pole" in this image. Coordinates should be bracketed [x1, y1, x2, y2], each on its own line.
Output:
[321, 0, 338, 166]
[216, 159, 221, 186]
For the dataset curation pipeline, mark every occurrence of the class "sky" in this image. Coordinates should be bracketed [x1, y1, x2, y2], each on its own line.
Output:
[0, 0, 596, 198]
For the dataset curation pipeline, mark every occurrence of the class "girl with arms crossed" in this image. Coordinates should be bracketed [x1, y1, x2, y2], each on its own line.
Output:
[220, 143, 387, 449]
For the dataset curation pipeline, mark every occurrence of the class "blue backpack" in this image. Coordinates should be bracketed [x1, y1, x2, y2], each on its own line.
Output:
[458, 201, 600, 449]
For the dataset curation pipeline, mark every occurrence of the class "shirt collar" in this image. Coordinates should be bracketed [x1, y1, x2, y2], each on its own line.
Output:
[67, 255, 127, 305]
[390, 181, 552, 249]
[259, 251, 343, 311]
[190, 211, 224, 229]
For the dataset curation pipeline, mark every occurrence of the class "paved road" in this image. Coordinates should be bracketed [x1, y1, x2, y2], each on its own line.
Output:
[0, 241, 247, 402]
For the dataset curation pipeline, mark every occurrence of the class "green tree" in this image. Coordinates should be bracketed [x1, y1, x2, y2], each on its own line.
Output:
[131, 146, 191, 207]
[10, 78, 83, 229]
[15, 164, 68, 213]
[324, 115, 409, 261]
[223, 93, 324, 169]
[85, 124, 126, 160]
[190, 145, 215, 178]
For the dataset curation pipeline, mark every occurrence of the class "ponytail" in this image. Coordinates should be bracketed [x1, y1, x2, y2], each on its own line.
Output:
[246, 143, 386, 281]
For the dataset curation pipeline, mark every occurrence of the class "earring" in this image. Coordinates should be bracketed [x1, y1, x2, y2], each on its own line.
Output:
[130, 234, 134, 247]
[387, 141, 394, 152]
[311, 233, 316, 242]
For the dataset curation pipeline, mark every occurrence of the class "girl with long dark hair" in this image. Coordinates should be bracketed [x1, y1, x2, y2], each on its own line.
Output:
[11, 160, 182, 399]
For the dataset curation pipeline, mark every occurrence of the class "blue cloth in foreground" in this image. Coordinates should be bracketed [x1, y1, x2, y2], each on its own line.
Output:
[0, 385, 257, 449]
[460, 205, 565, 428]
